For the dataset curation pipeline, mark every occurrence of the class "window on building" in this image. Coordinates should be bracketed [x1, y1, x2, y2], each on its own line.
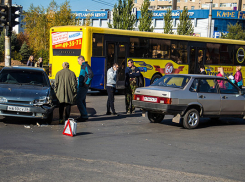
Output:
[149, 6, 155, 9]
[134, 0, 137, 3]
[184, 6, 187, 9]
[243, 4, 245, 8]
[149, 0, 154, 1]
[177, 6, 180, 9]
[191, 6, 195, 9]
[177, 0, 180, 2]
[185, 0, 187, 2]
[212, 3, 218, 7]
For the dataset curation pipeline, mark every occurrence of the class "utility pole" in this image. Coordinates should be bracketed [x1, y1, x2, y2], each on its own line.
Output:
[4, 0, 11, 66]
[207, 0, 213, 38]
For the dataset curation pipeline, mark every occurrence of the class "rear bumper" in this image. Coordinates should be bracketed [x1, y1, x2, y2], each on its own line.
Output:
[132, 100, 187, 115]
[0, 104, 54, 119]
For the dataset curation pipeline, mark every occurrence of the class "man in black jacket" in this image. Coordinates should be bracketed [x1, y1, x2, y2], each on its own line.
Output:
[125, 59, 141, 114]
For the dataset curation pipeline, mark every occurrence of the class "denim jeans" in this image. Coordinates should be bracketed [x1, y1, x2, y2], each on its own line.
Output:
[77, 86, 88, 118]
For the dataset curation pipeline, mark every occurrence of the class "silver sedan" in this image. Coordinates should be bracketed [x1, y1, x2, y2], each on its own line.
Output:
[133, 74, 244, 129]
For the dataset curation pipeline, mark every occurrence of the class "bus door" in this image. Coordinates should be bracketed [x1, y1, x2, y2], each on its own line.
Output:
[189, 43, 206, 74]
[106, 41, 128, 89]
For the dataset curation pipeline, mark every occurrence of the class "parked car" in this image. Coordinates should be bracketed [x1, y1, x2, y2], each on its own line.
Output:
[133, 74, 245, 129]
[0, 66, 57, 124]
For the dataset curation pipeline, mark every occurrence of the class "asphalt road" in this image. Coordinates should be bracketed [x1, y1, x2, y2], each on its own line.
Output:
[0, 92, 245, 182]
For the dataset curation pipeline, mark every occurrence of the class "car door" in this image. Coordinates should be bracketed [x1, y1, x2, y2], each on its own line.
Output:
[196, 78, 221, 115]
[218, 79, 245, 115]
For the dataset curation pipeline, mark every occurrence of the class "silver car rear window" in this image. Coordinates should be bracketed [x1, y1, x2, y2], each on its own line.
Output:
[151, 75, 191, 89]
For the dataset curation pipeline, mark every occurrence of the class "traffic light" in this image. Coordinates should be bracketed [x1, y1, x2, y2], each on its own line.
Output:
[10, 6, 22, 27]
[0, 5, 8, 27]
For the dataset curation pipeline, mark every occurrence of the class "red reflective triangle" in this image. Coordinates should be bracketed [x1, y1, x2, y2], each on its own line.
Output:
[63, 119, 73, 137]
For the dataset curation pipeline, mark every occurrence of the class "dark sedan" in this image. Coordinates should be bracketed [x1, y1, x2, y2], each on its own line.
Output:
[0, 66, 57, 124]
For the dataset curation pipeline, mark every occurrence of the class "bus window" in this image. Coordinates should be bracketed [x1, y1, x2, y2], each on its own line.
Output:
[171, 41, 188, 64]
[206, 43, 220, 64]
[130, 37, 149, 58]
[220, 44, 234, 65]
[93, 34, 104, 56]
[149, 39, 170, 59]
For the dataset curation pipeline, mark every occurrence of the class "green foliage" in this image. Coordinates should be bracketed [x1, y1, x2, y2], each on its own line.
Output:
[20, 41, 31, 63]
[177, 8, 194, 35]
[23, 0, 78, 62]
[0, 31, 4, 62]
[224, 22, 245, 40]
[108, 0, 136, 30]
[138, 0, 153, 32]
[164, 9, 173, 34]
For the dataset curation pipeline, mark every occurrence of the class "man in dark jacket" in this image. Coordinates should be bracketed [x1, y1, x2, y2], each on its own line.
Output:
[200, 65, 206, 75]
[125, 59, 141, 114]
[76, 55, 94, 122]
[54, 62, 77, 124]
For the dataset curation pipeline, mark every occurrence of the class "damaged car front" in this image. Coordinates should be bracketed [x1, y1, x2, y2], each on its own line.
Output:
[0, 66, 57, 124]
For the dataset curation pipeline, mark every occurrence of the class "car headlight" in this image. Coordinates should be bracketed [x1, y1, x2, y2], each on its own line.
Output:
[0, 97, 7, 103]
[33, 96, 50, 106]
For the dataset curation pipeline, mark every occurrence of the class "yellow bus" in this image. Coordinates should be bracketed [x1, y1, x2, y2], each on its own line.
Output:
[49, 26, 245, 89]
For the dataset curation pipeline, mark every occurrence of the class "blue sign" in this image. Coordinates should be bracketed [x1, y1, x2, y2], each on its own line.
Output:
[137, 10, 209, 19]
[73, 11, 108, 19]
[212, 10, 245, 19]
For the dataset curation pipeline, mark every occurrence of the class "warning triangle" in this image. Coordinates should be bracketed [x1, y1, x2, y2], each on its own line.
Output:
[63, 119, 73, 137]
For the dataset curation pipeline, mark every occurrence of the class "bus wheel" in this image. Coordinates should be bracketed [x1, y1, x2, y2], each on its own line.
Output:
[151, 74, 162, 84]
[148, 111, 164, 123]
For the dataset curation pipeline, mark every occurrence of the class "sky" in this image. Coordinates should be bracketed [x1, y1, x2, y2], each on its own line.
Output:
[13, 0, 118, 11]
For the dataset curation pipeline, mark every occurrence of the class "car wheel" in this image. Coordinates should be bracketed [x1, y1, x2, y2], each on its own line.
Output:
[183, 109, 200, 129]
[148, 111, 164, 123]
[151, 74, 162, 84]
[45, 112, 53, 125]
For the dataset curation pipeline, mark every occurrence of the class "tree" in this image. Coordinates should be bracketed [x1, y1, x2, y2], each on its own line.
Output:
[177, 7, 194, 35]
[108, 0, 136, 30]
[83, 14, 92, 26]
[224, 22, 245, 40]
[23, 0, 78, 62]
[164, 9, 173, 34]
[138, 0, 153, 32]
[20, 41, 31, 63]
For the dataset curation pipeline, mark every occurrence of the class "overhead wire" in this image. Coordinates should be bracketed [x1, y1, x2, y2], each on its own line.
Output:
[91, 0, 115, 7]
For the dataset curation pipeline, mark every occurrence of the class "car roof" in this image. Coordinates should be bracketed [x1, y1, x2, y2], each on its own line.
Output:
[1, 66, 45, 72]
[170, 74, 224, 79]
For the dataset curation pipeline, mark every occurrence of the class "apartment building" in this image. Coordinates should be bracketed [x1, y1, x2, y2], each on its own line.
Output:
[134, 0, 245, 11]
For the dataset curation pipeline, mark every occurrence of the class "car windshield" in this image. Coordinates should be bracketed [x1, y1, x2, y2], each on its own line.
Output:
[151, 75, 191, 89]
[0, 69, 48, 86]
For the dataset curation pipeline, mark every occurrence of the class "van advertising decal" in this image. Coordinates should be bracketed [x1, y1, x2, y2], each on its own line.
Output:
[52, 32, 83, 49]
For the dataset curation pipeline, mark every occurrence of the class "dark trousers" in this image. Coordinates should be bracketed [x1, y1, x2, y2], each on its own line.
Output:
[106, 86, 116, 113]
[59, 103, 71, 120]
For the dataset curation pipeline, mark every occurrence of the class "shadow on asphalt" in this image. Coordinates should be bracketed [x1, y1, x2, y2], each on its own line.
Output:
[76, 132, 93, 136]
[158, 117, 245, 129]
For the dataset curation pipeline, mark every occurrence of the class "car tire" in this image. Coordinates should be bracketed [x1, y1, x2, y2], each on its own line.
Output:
[148, 111, 164, 123]
[183, 109, 200, 129]
[151, 74, 162, 84]
[45, 112, 53, 125]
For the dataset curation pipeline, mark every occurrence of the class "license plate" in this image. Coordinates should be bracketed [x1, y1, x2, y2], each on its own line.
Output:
[7, 106, 31, 112]
[144, 97, 157, 102]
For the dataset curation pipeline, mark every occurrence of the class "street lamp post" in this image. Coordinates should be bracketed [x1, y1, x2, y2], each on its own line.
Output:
[207, 0, 213, 38]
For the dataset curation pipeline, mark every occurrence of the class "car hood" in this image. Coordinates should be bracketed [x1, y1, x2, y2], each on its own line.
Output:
[0, 84, 50, 101]
[135, 86, 181, 98]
